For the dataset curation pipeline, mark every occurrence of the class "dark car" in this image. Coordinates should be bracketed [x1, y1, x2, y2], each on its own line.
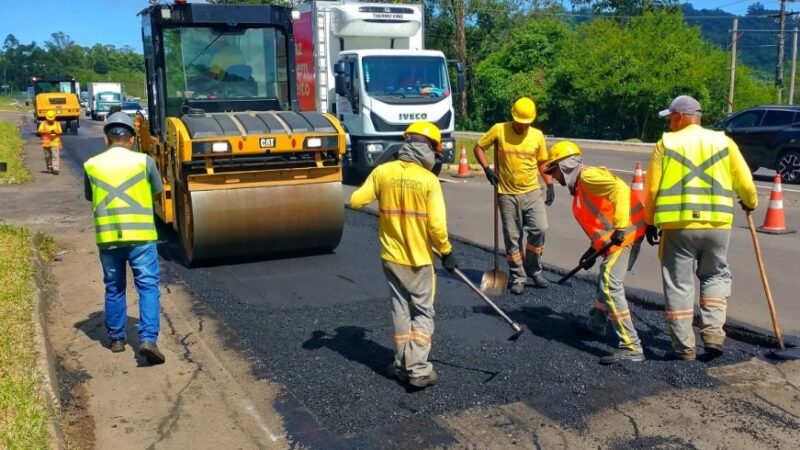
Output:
[720, 105, 800, 183]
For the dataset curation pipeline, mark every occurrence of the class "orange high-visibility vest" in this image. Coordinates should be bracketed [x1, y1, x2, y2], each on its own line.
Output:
[572, 178, 645, 253]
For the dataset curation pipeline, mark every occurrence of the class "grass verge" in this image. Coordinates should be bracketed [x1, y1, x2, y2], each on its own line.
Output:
[454, 138, 496, 166]
[0, 120, 33, 184]
[0, 225, 52, 448]
[0, 97, 32, 113]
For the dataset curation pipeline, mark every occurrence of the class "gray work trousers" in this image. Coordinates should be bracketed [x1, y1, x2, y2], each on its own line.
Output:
[587, 245, 643, 352]
[382, 260, 436, 379]
[498, 189, 549, 284]
[660, 229, 731, 355]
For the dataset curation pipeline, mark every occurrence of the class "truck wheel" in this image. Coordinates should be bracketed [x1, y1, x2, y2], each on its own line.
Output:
[777, 150, 800, 184]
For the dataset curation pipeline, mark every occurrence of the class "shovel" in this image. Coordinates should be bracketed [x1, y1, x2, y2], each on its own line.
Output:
[746, 211, 800, 360]
[481, 150, 509, 295]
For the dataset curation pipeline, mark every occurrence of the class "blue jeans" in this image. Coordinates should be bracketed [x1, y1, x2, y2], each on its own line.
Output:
[99, 242, 161, 343]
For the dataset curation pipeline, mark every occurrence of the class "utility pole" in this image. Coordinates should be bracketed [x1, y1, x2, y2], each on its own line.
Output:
[776, 0, 787, 104]
[791, 28, 798, 104]
[728, 18, 739, 115]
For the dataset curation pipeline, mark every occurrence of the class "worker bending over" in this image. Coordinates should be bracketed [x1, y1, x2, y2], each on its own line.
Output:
[545, 141, 646, 364]
[351, 121, 457, 389]
[645, 95, 758, 361]
[474, 97, 555, 295]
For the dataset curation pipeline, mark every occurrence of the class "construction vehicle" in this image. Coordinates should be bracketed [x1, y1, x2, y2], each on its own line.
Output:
[86, 82, 123, 120]
[31, 75, 81, 131]
[137, 1, 347, 264]
[294, 1, 464, 176]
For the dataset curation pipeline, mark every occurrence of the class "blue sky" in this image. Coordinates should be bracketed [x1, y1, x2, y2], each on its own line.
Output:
[1, 0, 782, 53]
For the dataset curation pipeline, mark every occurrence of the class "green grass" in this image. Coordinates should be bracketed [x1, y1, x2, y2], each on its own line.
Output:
[0, 225, 52, 449]
[0, 121, 33, 184]
[0, 97, 31, 112]
[454, 138, 495, 166]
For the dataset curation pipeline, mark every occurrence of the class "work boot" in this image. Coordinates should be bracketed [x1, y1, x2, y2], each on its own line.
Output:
[109, 338, 127, 353]
[704, 343, 724, 356]
[510, 283, 525, 295]
[138, 342, 166, 365]
[599, 348, 645, 365]
[408, 369, 438, 389]
[666, 350, 696, 361]
[52, 170, 59, 175]
[531, 272, 549, 288]
[387, 363, 409, 382]
[584, 320, 607, 338]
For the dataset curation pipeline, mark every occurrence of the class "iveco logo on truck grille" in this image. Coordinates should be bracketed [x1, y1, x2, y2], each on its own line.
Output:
[399, 113, 427, 121]
[259, 137, 276, 148]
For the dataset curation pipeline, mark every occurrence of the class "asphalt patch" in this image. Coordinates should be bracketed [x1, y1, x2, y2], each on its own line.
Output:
[159, 209, 759, 445]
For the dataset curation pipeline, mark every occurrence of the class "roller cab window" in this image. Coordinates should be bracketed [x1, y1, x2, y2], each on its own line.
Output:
[33, 80, 76, 94]
[162, 26, 290, 116]
[363, 56, 450, 104]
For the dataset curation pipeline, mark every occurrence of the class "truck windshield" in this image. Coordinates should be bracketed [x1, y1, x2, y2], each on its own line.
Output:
[162, 26, 290, 116]
[363, 56, 450, 99]
[98, 93, 121, 102]
[34, 81, 75, 95]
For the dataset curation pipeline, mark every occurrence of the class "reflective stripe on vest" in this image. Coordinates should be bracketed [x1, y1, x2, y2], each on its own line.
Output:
[655, 129, 734, 226]
[572, 176, 644, 253]
[84, 148, 157, 244]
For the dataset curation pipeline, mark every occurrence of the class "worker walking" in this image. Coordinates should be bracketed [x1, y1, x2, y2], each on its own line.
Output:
[645, 95, 758, 361]
[474, 97, 555, 295]
[350, 121, 458, 389]
[83, 112, 166, 365]
[37, 110, 62, 175]
[544, 141, 646, 364]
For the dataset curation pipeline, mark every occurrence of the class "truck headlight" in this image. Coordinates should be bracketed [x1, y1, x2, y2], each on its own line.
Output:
[366, 143, 384, 153]
[442, 140, 454, 151]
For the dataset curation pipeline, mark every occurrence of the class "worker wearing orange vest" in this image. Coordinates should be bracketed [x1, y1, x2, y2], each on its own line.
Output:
[350, 121, 457, 389]
[544, 141, 646, 364]
[474, 97, 555, 295]
[37, 110, 62, 174]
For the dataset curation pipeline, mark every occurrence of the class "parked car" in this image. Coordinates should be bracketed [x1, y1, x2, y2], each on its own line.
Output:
[719, 105, 800, 183]
[120, 101, 146, 118]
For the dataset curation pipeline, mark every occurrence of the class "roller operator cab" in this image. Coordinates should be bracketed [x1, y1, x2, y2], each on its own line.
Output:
[31, 75, 81, 132]
[138, 1, 347, 265]
[293, 1, 464, 176]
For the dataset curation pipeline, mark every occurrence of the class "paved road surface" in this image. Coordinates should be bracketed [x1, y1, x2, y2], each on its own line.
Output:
[37, 117, 798, 447]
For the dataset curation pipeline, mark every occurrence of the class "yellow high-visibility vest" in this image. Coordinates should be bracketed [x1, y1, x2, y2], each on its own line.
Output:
[654, 127, 734, 226]
[84, 147, 157, 244]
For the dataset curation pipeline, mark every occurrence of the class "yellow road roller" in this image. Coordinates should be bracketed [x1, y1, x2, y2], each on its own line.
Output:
[31, 75, 81, 132]
[137, 1, 346, 264]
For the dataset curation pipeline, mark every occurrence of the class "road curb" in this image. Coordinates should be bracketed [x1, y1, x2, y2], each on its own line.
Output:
[347, 203, 800, 351]
[30, 232, 67, 450]
[454, 131, 654, 150]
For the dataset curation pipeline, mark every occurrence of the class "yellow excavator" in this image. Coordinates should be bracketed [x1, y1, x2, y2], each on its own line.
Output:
[136, 1, 346, 264]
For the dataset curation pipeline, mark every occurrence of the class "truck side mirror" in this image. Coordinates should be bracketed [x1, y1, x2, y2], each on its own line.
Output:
[456, 62, 465, 93]
[334, 61, 347, 97]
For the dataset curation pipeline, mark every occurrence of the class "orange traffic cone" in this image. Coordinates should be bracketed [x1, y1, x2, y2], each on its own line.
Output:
[758, 174, 795, 235]
[453, 144, 473, 178]
[631, 161, 644, 205]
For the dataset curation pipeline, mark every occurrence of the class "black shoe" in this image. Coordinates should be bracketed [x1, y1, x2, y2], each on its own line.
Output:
[531, 272, 549, 288]
[139, 342, 166, 365]
[510, 283, 525, 295]
[387, 363, 409, 382]
[52, 170, 59, 175]
[583, 321, 607, 338]
[599, 348, 645, 365]
[704, 343, 724, 356]
[666, 350, 696, 361]
[109, 338, 127, 353]
[408, 369, 438, 389]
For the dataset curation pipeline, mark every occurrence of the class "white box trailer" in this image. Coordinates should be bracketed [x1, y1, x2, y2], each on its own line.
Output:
[87, 82, 123, 120]
[294, 1, 464, 173]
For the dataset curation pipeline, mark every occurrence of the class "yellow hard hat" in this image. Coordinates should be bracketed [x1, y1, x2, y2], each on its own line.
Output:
[45, 110, 56, 121]
[511, 97, 536, 124]
[209, 45, 245, 80]
[404, 120, 442, 152]
[544, 140, 582, 172]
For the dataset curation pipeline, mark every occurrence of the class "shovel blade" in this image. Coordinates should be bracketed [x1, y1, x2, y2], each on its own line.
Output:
[480, 270, 508, 296]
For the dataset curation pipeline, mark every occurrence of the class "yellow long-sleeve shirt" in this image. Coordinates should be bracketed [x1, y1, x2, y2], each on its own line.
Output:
[579, 166, 631, 230]
[645, 124, 758, 230]
[350, 160, 452, 267]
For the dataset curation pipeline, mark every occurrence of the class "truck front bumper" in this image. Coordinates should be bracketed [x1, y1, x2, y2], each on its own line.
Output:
[349, 135, 455, 169]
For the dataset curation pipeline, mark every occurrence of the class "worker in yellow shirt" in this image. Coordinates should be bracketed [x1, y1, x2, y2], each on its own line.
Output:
[37, 110, 63, 174]
[645, 95, 758, 361]
[474, 97, 555, 295]
[350, 121, 457, 390]
[544, 141, 646, 364]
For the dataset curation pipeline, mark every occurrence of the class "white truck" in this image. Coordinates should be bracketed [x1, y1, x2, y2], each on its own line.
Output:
[294, 1, 464, 174]
[86, 82, 123, 121]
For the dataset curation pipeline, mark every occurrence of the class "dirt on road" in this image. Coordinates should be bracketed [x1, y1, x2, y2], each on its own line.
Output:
[1, 110, 798, 449]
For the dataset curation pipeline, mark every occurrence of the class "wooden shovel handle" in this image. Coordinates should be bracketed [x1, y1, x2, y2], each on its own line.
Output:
[746, 212, 785, 350]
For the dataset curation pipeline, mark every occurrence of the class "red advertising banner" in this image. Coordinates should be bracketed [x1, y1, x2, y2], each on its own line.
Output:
[294, 12, 317, 112]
